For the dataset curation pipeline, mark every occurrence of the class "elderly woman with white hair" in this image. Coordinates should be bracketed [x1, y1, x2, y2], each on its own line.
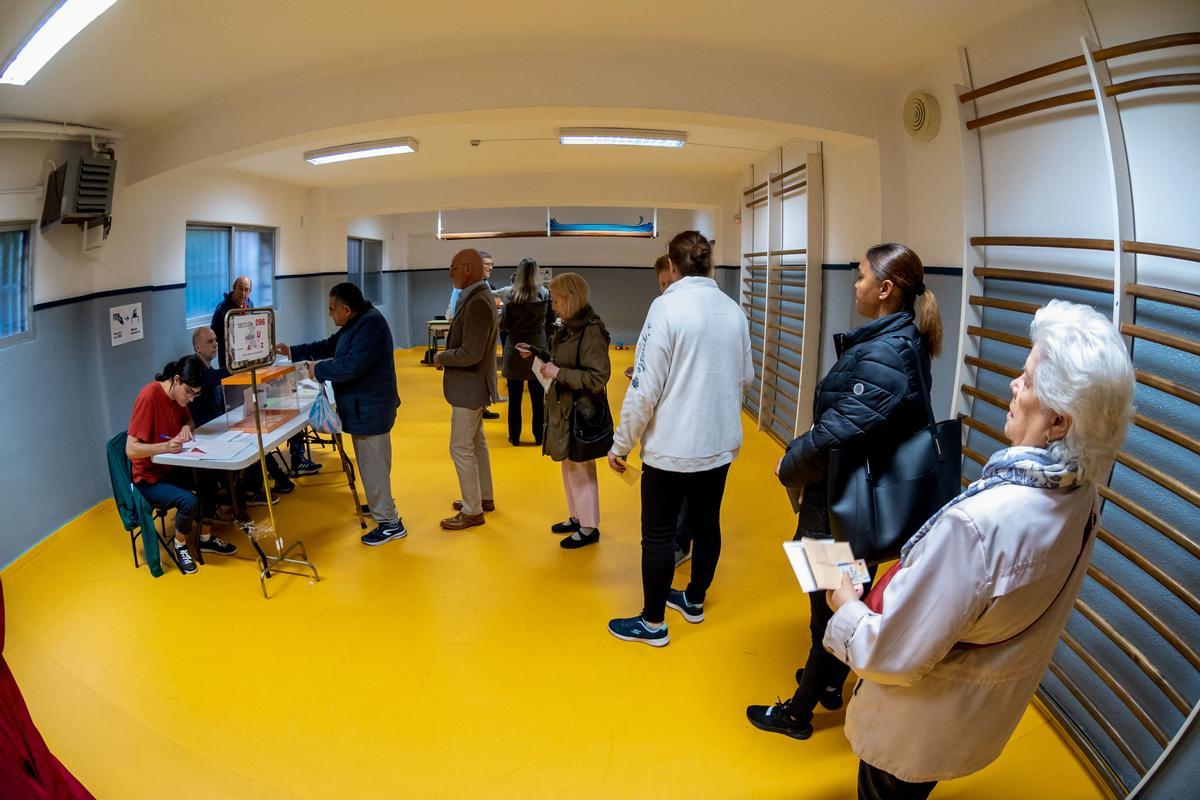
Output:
[822, 300, 1135, 800]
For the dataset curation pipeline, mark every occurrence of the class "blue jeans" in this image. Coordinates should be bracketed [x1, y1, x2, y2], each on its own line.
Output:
[135, 479, 200, 536]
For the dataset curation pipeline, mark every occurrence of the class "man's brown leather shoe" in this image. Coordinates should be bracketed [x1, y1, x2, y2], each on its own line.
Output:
[440, 512, 485, 530]
[452, 499, 495, 512]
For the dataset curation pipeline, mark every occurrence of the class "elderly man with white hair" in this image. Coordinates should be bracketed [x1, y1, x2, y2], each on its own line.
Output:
[818, 300, 1135, 800]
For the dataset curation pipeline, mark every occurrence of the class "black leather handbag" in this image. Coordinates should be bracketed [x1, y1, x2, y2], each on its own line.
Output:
[826, 343, 962, 564]
[566, 322, 614, 462]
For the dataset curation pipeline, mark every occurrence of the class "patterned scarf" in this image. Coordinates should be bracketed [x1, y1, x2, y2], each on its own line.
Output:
[899, 445, 1083, 564]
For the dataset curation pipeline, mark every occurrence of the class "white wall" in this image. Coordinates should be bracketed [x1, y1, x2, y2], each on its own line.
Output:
[874, 51, 969, 268]
[0, 139, 311, 305]
[823, 140, 883, 264]
[390, 207, 710, 271]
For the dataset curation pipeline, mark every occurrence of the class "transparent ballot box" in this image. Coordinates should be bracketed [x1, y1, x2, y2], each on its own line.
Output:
[220, 364, 300, 433]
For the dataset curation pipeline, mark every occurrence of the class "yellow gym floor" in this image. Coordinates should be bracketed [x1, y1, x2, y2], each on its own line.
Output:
[2, 347, 1105, 798]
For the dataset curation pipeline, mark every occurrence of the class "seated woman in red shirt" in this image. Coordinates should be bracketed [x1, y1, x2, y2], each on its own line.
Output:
[125, 356, 236, 574]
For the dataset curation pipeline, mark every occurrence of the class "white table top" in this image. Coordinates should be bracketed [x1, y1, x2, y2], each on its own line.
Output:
[153, 395, 315, 471]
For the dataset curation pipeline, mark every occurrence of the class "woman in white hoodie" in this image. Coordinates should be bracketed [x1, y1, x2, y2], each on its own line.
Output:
[606, 231, 755, 647]
[823, 300, 1133, 799]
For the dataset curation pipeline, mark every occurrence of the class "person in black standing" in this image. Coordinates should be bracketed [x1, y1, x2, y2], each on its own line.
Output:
[746, 243, 944, 740]
[499, 258, 554, 446]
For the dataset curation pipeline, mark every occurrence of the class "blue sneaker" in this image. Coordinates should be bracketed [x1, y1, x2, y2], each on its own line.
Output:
[666, 588, 704, 623]
[361, 519, 407, 546]
[607, 615, 669, 647]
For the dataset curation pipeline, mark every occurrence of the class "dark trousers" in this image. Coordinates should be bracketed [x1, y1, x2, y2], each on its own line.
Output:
[506, 378, 544, 444]
[789, 529, 877, 724]
[135, 469, 218, 536]
[640, 463, 730, 623]
[674, 499, 693, 554]
[859, 760, 936, 800]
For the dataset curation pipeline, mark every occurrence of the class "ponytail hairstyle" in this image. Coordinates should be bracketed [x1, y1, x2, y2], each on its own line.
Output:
[510, 257, 541, 303]
[864, 243, 943, 356]
[156, 354, 207, 388]
[667, 230, 714, 277]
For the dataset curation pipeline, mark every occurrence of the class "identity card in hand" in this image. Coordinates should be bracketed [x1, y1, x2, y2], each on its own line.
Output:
[783, 539, 870, 593]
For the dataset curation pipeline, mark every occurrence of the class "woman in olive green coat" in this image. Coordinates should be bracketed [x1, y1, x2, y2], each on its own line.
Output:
[518, 272, 612, 549]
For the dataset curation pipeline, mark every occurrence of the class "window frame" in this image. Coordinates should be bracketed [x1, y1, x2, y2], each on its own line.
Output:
[0, 221, 35, 349]
[346, 235, 384, 306]
[184, 222, 277, 328]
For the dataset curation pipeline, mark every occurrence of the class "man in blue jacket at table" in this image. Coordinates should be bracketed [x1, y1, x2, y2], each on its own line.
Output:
[276, 282, 406, 546]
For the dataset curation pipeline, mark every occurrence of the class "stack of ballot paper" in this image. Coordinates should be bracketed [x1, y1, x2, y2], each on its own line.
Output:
[783, 538, 870, 593]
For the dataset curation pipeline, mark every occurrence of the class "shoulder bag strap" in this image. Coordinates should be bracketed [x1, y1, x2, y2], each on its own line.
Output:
[954, 507, 1096, 650]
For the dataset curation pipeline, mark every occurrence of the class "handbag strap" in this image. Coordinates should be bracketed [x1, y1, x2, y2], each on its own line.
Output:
[865, 507, 1096, 649]
[903, 336, 942, 460]
[570, 319, 607, 398]
[955, 507, 1096, 650]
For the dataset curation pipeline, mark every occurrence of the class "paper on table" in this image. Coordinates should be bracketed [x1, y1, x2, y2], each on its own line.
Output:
[172, 437, 251, 460]
[783, 539, 869, 593]
[531, 356, 553, 393]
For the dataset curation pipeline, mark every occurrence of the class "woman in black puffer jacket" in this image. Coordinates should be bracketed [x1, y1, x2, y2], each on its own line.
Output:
[747, 243, 944, 742]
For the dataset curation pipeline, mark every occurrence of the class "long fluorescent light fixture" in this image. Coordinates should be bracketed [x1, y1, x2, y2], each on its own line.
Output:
[558, 128, 687, 148]
[1, 0, 119, 86]
[304, 137, 419, 165]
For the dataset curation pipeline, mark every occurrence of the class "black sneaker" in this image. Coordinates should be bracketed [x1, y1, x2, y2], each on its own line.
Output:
[173, 541, 198, 575]
[199, 536, 237, 556]
[550, 517, 580, 534]
[245, 491, 279, 507]
[795, 669, 844, 710]
[361, 520, 407, 546]
[273, 477, 296, 494]
[293, 457, 323, 476]
[746, 699, 812, 740]
[482, 409, 500, 420]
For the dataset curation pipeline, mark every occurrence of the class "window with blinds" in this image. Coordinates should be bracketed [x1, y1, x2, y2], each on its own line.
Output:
[185, 224, 276, 325]
[0, 223, 32, 345]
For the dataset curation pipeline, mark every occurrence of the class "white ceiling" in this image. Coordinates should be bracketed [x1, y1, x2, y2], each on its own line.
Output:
[223, 109, 825, 188]
[0, 0, 1051, 191]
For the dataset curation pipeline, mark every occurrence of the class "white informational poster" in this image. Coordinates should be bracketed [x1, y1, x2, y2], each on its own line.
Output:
[225, 308, 276, 373]
[109, 302, 143, 346]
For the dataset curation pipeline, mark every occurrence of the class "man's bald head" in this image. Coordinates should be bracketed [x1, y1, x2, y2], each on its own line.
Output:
[450, 249, 485, 289]
[231, 275, 252, 307]
[192, 326, 218, 364]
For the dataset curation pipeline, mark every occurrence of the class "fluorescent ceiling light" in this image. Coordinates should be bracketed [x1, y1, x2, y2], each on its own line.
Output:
[559, 128, 687, 148]
[304, 137, 420, 165]
[1, 0, 119, 86]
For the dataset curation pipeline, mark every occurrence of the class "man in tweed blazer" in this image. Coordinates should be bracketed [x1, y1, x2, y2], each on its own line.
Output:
[435, 249, 499, 529]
